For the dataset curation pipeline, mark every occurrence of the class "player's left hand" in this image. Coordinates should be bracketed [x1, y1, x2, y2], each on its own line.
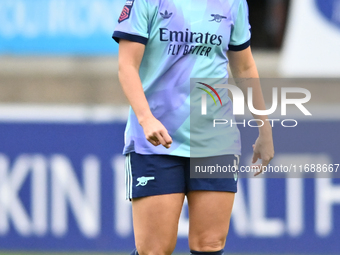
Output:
[251, 134, 274, 176]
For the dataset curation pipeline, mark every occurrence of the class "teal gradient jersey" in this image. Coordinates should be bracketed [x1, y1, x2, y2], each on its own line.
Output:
[113, 0, 251, 157]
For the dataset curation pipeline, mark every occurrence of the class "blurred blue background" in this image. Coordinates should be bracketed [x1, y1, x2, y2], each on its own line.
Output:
[0, 119, 339, 254]
[0, 0, 340, 254]
[0, 0, 123, 55]
[0, 0, 289, 55]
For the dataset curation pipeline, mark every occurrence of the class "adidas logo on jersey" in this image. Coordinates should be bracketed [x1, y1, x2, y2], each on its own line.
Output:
[160, 10, 173, 19]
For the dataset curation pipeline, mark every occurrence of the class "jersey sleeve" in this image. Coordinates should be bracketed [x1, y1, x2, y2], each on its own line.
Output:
[228, 0, 251, 51]
[112, 0, 149, 45]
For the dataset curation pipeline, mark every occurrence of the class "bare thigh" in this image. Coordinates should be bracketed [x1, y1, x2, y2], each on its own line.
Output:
[187, 191, 235, 252]
[132, 193, 185, 255]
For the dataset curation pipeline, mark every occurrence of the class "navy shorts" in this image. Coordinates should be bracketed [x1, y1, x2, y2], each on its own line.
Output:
[125, 152, 239, 199]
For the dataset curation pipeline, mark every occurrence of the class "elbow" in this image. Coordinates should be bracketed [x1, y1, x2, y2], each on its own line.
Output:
[118, 64, 137, 82]
[231, 56, 256, 73]
[118, 65, 125, 83]
[230, 58, 257, 78]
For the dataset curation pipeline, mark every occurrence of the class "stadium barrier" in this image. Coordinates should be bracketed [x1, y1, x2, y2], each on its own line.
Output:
[0, 105, 339, 254]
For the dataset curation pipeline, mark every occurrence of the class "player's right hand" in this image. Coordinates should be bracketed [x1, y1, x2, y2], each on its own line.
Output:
[139, 115, 172, 149]
[251, 134, 274, 176]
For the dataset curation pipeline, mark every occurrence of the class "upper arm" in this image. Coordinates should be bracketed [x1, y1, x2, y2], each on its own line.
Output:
[227, 0, 254, 77]
[118, 39, 145, 71]
[112, 0, 150, 45]
[228, 0, 251, 52]
[113, 0, 149, 71]
[227, 46, 255, 73]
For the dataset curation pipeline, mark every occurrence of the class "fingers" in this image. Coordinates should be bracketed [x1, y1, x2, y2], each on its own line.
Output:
[148, 136, 161, 147]
[253, 165, 262, 176]
[252, 144, 260, 164]
[160, 130, 172, 147]
[141, 116, 173, 149]
[254, 156, 273, 176]
[146, 130, 172, 149]
[252, 144, 274, 176]
[249, 134, 275, 176]
[252, 144, 260, 175]
[155, 130, 172, 149]
[261, 158, 270, 168]
[252, 153, 259, 164]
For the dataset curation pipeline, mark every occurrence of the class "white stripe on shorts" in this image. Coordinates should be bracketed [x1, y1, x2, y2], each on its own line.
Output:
[234, 154, 240, 167]
[128, 154, 132, 199]
[125, 154, 132, 200]
[125, 154, 129, 200]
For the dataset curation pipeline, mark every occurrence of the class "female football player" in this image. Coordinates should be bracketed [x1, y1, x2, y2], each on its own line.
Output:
[113, 0, 274, 254]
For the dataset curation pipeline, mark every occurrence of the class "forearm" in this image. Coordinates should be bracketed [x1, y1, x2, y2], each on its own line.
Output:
[230, 55, 271, 135]
[117, 39, 171, 148]
[118, 65, 152, 125]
